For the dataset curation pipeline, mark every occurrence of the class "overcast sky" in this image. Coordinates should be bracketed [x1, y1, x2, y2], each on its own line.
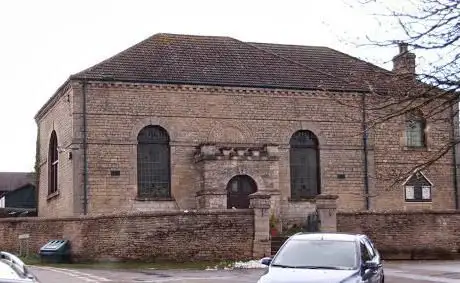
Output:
[0, 0, 422, 172]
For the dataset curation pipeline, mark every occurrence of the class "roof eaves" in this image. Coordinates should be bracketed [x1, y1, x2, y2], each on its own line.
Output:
[34, 78, 72, 122]
[66, 76, 375, 94]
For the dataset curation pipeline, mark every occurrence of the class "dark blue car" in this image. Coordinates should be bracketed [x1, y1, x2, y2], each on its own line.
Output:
[257, 232, 384, 283]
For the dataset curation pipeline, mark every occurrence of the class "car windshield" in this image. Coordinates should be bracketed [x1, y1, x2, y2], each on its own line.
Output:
[271, 239, 358, 269]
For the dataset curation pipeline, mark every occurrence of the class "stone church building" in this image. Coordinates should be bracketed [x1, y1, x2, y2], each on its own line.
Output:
[35, 33, 458, 224]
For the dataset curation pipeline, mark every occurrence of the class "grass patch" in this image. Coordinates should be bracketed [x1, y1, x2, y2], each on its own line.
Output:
[19, 255, 41, 265]
[20, 255, 236, 271]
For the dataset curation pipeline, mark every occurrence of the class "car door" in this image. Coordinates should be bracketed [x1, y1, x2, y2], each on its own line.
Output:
[362, 237, 383, 283]
[360, 239, 381, 283]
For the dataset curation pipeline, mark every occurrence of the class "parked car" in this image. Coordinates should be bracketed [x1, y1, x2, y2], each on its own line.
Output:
[0, 251, 39, 283]
[257, 232, 384, 283]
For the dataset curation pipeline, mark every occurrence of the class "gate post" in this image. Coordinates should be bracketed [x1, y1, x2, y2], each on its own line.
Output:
[249, 192, 271, 258]
[315, 194, 339, 232]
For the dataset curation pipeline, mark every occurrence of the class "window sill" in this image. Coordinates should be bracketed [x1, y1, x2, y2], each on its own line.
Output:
[405, 199, 432, 203]
[403, 146, 429, 151]
[135, 196, 175, 201]
[47, 191, 60, 201]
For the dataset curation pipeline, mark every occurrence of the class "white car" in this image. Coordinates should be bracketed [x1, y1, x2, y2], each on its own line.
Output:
[257, 232, 384, 283]
[0, 252, 39, 283]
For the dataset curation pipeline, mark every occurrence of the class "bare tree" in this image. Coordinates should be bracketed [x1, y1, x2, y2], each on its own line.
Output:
[330, 0, 460, 187]
[364, 0, 458, 90]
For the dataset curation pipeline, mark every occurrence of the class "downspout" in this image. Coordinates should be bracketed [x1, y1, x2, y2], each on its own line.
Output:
[362, 93, 370, 210]
[450, 103, 459, 209]
[82, 80, 88, 215]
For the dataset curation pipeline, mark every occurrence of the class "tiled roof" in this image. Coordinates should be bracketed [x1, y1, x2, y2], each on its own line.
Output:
[249, 42, 395, 92]
[70, 33, 397, 92]
[0, 172, 36, 193]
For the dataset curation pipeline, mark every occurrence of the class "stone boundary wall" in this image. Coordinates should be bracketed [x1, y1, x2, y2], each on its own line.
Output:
[0, 210, 254, 263]
[337, 210, 460, 260]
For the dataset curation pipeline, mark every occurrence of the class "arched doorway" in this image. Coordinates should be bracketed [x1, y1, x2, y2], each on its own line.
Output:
[226, 175, 258, 209]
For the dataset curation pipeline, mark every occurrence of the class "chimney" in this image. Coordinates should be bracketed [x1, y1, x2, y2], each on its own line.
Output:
[392, 42, 416, 76]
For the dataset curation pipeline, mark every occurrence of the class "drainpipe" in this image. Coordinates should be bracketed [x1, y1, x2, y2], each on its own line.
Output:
[362, 93, 370, 210]
[450, 103, 459, 209]
[82, 80, 88, 215]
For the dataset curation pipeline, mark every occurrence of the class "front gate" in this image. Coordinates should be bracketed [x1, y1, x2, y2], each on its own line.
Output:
[303, 209, 321, 232]
[270, 210, 321, 255]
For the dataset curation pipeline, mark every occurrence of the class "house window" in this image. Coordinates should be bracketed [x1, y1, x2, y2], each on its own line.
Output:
[137, 125, 171, 198]
[405, 110, 426, 147]
[404, 171, 432, 202]
[289, 130, 320, 199]
[48, 130, 58, 195]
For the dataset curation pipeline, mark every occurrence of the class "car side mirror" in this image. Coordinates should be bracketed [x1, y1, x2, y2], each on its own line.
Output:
[260, 257, 272, 266]
[364, 260, 378, 270]
[362, 268, 373, 281]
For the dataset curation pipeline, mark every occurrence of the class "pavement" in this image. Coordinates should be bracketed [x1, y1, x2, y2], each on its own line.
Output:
[29, 260, 460, 283]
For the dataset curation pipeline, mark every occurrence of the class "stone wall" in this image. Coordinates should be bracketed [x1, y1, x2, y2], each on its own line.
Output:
[0, 210, 255, 262]
[74, 82, 369, 217]
[367, 94, 456, 210]
[36, 83, 76, 218]
[337, 210, 460, 260]
[35, 80, 457, 218]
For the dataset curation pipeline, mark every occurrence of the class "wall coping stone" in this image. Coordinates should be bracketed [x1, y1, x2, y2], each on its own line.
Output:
[249, 192, 271, 199]
[0, 209, 254, 223]
[264, 190, 281, 196]
[338, 209, 460, 216]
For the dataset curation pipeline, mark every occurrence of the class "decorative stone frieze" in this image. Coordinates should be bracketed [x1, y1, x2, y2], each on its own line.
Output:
[194, 143, 280, 163]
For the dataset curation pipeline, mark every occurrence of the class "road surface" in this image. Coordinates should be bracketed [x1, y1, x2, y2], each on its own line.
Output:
[29, 260, 460, 283]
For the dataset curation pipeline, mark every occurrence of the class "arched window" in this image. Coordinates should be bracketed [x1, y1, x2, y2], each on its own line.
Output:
[48, 130, 58, 195]
[405, 110, 426, 147]
[289, 130, 320, 199]
[137, 125, 171, 198]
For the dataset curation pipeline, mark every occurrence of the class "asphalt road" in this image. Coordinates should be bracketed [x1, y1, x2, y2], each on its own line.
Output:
[29, 260, 460, 283]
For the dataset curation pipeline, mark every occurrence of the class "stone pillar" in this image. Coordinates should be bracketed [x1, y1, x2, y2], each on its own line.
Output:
[249, 192, 271, 258]
[195, 190, 227, 209]
[315, 194, 338, 232]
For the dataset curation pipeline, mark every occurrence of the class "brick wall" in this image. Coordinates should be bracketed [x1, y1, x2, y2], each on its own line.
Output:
[0, 210, 254, 262]
[337, 211, 460, 260]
